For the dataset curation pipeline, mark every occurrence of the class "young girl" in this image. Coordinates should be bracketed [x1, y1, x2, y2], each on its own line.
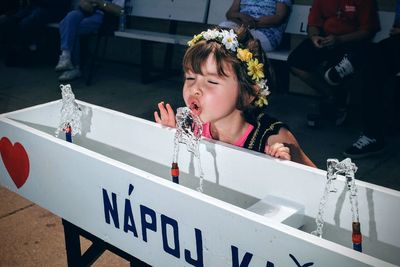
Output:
[154, 27, 316, 167]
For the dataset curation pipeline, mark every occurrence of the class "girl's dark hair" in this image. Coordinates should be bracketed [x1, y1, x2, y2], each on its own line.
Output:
[182, 26, 273, 114]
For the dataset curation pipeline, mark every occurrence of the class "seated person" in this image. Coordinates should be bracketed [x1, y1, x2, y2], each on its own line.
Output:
[219, 0, 292, 52]
[287, 0, 380, 125]
[55, 0, 124, 82]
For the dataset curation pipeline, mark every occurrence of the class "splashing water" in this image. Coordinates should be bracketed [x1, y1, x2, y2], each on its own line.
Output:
[173, 107, 204, 192]
[340, 158, 359, 223]
[55, 84, 83, 137]
[311, 159, 338, 237]
[311, 158, 359, 238]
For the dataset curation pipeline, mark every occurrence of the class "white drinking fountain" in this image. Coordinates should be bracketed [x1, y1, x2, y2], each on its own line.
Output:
[1, 90, 400, 266]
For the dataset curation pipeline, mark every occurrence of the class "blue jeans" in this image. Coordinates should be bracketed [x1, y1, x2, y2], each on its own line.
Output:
[59, 9, 104, 66]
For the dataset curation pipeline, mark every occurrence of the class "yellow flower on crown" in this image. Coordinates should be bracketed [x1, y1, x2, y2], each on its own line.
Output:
[254, 95, 268, 108]
[187, 33, 203, 46]
[247, 58, 264, 81]
[237, 48, 253, 62]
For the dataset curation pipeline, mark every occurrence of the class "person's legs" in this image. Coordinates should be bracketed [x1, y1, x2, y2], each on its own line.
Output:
[288, 38, 334, 98]
[249, 29, 273, 52]
[59, 10, 86, 56]
[58, 11, 103, 81]
[56, 10, 85, 71]
[324, 41, 373, 86]
[288, 39, 350, 125]
[343, 38, 400, 158]
[70, 11, 103, 66]
[219, 20, 274, 52]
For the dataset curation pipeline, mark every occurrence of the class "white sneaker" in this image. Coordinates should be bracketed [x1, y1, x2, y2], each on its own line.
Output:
[59, 68, 82, 82]
[324, 54, 354, 86]
[55, 55, 73, 72]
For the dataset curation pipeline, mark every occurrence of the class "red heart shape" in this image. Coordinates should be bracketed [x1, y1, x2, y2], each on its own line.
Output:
[0, 137, 30, 188]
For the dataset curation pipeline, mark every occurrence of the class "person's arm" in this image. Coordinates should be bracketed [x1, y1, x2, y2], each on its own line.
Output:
[90, 0, 122, 16]
[225, 0, 256, 27]
[79, 0, 95, 14]
[307, 26, 324, 48]
[322, 30, 375, 48]
[307, 0, 325, 48]
[267, 128, 316, 168]
[254, 2, 290, 28]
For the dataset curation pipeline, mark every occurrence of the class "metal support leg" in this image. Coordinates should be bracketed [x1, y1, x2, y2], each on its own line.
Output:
[62, 219, 150, 266]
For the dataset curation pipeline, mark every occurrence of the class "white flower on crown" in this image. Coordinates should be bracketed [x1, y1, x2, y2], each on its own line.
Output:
[221, 29, 239, 52]
[203, 29, 220, 40]
[257, 79, 269, 91]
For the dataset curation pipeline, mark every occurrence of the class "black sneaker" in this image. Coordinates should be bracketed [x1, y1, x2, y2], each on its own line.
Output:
[343, 135, 384, 159]
[324, 54, 354, 86]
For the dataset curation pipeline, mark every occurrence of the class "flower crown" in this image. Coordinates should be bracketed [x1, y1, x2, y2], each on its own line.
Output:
[188, 29, 270, 107]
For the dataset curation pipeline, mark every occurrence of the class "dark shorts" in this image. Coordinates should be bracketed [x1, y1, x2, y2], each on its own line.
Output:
[287, 38, 372, 72]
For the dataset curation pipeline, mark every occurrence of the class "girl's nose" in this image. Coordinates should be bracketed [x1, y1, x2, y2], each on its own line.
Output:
[192, 79, 203, 95]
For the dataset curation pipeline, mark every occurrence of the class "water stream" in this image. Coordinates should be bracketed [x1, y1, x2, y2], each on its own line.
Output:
[312, 158, 359, 239]
[173, 107, 204, 192]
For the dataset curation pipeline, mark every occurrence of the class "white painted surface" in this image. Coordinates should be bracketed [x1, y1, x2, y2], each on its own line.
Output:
[114, 29, 191, 45]
[1, 100, 400, 266]
[130, 0, 209, 23]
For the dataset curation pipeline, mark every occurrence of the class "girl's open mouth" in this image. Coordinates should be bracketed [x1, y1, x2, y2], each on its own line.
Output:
[189, 102, 201, 116]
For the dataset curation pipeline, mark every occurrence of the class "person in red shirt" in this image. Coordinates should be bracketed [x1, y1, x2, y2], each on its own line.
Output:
[287, 0, 380, 125]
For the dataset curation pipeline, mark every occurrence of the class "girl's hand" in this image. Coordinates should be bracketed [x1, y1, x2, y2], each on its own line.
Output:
[154, 102, 176, 128]
[266, 142, 291, 161]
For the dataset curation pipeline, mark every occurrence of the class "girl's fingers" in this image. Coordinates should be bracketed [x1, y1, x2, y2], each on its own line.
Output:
[158, 102, 168, 119]
[276, 151, 291, 160]
[165, 103, 175, 122]
[155, 102, 176, 127]
[267, 143, 290, 160]
[154, 111, 161, 123]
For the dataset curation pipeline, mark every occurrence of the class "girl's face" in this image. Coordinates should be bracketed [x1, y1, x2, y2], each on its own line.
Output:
[183, 55, 240, 124]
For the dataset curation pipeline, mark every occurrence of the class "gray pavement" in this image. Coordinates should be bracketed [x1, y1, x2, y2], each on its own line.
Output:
[1, 58, 399, 266]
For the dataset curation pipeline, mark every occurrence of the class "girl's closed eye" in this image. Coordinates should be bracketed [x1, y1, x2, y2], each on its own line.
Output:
[208, 80, 219, 85]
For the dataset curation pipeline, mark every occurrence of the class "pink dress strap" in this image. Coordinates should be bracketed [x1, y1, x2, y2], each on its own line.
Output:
[202, 122, 254, 147]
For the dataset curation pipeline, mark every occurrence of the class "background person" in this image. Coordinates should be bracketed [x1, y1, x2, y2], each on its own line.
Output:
[344, 0, 400, 158]
[219, 0, 292, 52]
[287, 0, 380, 125]
[55, 0, 124, 82]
